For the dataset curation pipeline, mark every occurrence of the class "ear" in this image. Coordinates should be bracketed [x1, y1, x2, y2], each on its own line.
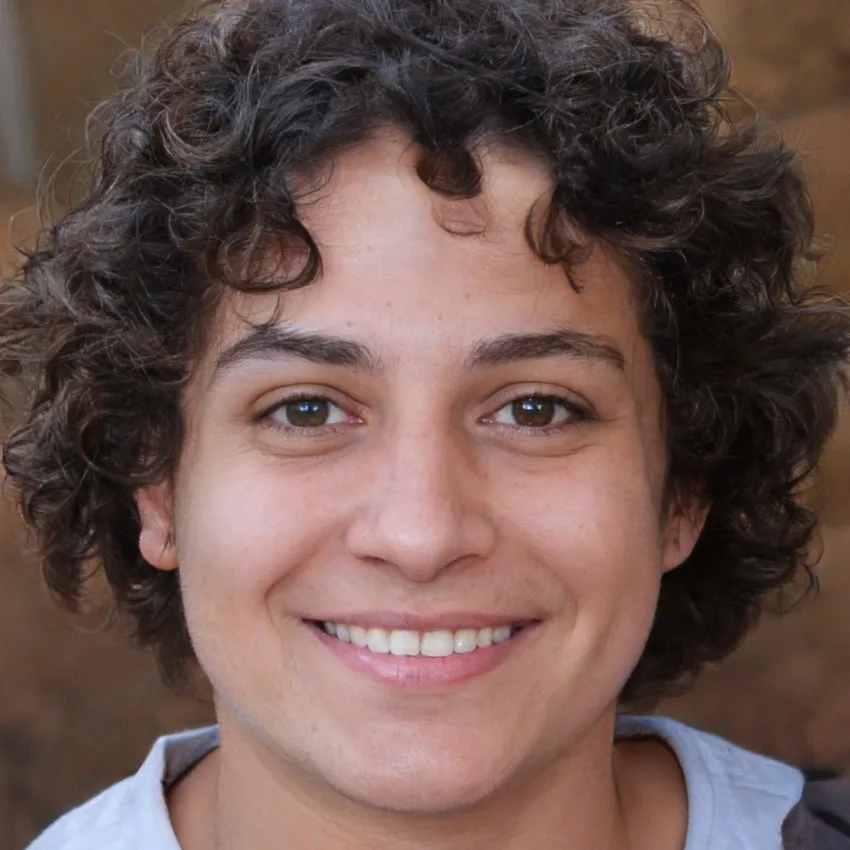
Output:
[136, 481, 178, 571]
[661, 491, 709, 574]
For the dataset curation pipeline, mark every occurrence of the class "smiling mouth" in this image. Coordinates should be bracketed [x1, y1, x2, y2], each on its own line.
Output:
[309, 621, 529, 658]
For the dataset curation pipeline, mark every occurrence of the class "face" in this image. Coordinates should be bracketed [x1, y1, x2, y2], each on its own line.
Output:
[138, 131, 702, 814]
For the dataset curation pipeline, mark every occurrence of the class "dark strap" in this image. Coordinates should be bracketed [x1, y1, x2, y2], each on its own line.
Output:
[783, 779, 850, 849]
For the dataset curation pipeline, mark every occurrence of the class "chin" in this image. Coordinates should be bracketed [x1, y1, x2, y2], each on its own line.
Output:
[321, 743, 513, 815]
[335, 769, 504, 815]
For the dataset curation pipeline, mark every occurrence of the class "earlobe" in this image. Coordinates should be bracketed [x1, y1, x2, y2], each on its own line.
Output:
[661, 497, 709, 574]
[136, 483, 178, 571]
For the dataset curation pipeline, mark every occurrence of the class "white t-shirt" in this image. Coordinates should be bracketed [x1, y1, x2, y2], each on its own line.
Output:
[27, 716, 804, 850]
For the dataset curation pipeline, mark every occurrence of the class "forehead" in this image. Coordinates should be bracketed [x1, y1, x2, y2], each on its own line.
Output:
[205, 130, 645, 367]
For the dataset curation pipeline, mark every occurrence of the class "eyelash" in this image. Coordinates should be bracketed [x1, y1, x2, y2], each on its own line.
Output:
[257, 392, 356, 433]
[485, 394, 593, 434]
[257, 391, 594, 436]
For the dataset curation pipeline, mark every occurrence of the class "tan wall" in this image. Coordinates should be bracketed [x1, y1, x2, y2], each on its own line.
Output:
[3, 0, 177, 195]
[1, 1, 850, 846]
[657, 0, 850, 766]
[0, 5, 207, 846]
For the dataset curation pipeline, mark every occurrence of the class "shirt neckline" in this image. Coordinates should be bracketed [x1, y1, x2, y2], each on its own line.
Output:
[134, 718, 802, 850]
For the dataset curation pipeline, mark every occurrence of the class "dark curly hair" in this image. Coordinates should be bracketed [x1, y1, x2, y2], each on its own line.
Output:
[2, 0, 849, 703]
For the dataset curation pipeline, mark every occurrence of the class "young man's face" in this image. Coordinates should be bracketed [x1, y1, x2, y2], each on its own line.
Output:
[139, 130, 702, 812]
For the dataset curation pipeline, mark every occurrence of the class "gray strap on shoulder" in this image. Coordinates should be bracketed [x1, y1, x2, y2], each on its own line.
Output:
[782, 779, 850, 849]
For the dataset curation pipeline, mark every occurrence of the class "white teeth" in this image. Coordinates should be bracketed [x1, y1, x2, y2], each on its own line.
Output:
[366, 628, 391, 654]
[420, 630, 455, 657]
[320, 622, 522, 656]
[476, 627, 493, 648]
[454, 629, 478, 654]
[492, 626, 512, 644]
[389, 630, 420, 656]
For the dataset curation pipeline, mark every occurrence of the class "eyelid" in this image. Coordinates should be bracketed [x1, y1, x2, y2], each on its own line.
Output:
[496, 396, 588, 426]
[252, 384, 596, 435]
[491, 395, 574, 424]
[481, 385, 595, 420]
[254, 387, 363, 429]
[272, 396, 349, 426]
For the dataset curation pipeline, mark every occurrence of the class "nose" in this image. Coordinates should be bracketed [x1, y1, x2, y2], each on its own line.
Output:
[345, 423, 497, 582]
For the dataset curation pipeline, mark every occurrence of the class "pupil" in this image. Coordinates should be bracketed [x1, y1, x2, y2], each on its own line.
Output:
[286, 398, 329, 427]
[512, 396, 554, 427]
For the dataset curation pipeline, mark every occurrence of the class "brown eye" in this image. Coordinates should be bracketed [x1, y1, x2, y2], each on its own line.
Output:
[270, 397, 347, 428]
[511, 396, 557, 427]
[490, 394, 576, 430]
[286, 398, 329, 427]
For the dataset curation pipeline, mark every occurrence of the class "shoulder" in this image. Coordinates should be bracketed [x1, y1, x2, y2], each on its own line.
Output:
[25, 778, 138, 850]
[618, 715, 804, 848]
[24, 726, 219, 850]
[783, 777, 850, 849]
[618, 714, 805, 802]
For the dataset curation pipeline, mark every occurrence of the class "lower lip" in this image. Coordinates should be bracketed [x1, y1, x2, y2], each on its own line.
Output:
[309, 624, 535, 688]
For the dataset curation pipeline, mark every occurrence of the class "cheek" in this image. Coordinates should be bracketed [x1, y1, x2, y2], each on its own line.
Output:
[497, 446, 665, 638]
[483, 447, 664, 729]
[173, 453, 336, 613]
[504, 446, 664, 566]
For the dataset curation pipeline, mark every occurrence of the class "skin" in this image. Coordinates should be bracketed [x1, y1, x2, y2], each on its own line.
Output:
[137, 129, 704, 850]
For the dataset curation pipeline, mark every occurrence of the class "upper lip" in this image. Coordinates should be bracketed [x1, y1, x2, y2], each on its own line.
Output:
[307, 612, 538, 631]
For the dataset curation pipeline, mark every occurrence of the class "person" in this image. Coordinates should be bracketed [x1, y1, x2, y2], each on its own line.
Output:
[5, 0, 850, 847]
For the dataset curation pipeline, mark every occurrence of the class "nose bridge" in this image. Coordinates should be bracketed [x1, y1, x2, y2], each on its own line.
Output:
[346, 413, 494, 581]
[392, 419, 459, 519]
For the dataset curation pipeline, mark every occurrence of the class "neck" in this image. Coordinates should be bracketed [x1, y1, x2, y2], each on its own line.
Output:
[169, 714, 686, 850]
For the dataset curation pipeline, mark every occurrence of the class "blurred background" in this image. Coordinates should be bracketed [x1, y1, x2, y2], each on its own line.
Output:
[0, 0, 849, 846]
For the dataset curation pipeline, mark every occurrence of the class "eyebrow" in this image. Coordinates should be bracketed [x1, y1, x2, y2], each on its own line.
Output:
[212, 324, 625, 381]
[466, 328, 625, 371]
[213, 324, 381, 379]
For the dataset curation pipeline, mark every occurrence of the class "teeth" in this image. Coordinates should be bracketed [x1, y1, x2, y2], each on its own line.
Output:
[492, 626, 512, 644]
[454, 629, 478, 654]
[366, 628, 391, 654]
[389, 630, 420, 656]
[320, 622, 521, 656]
[421, 630, 455, 657]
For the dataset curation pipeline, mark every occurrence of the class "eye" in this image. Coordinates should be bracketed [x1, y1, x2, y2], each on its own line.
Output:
[490, 394, 579, 429]
[266, 395, 350, 429]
